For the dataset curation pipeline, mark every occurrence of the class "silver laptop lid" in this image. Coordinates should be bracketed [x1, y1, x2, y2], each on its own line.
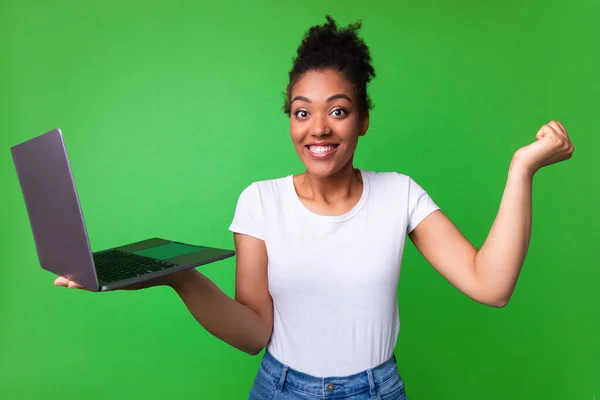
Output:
[11, 129, 99, 291]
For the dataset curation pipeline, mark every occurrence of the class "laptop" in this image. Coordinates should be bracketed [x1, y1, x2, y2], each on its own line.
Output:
[10, 128, 235, 292]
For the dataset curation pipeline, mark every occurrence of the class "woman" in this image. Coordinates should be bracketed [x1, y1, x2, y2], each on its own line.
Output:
[56, 16, 574, 399]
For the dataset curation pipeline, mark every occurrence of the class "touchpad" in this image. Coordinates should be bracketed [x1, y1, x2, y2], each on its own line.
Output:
[133, 242, 206, 260]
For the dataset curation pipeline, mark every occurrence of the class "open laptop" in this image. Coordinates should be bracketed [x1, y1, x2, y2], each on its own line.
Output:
[10, 128, 235, 291]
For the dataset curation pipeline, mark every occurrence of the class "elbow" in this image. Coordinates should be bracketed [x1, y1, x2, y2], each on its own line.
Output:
[241, 334, 270, 356]
[472, 288, 511, 307]
[488, 298, 509, 308]
[473, 282, 512, 308]
[482, 295, 510, 308]
[244, 345, 266, 356]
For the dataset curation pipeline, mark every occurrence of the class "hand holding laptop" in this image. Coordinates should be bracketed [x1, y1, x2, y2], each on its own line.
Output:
[11, 129, 235, 292]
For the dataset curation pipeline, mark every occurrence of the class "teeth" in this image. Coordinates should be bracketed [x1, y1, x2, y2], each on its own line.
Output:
[309, 145, 336, 154]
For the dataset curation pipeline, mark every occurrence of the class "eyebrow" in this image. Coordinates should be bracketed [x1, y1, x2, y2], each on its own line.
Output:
[291, 93, 352, 104]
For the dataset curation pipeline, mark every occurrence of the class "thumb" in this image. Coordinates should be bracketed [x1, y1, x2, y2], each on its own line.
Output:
[536, 125, 549, 140]
[54, 276, 69, 286]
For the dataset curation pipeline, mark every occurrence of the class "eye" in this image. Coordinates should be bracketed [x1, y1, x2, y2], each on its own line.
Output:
[331, 108, 347, 118]
[294, 110, 309, 119]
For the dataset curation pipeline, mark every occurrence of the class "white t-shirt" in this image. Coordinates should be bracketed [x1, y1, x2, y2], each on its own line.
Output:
[229, 169, 440, 377]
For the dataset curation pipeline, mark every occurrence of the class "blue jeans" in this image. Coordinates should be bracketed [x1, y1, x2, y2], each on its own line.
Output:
[249, 351, 408, 399]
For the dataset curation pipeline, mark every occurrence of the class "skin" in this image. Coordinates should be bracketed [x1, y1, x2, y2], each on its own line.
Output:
[289, 69, 368, 217]
[55, 68, 575, 354]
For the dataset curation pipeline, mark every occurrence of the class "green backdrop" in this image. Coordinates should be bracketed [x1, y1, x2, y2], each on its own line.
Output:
[1, 0, 598, 399]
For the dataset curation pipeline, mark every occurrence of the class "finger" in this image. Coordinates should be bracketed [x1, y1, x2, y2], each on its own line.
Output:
[67, 280, 86, 289]
[555, 120, 568, 135]
[543, 124, 566, 145]
[54, 276, 69, 286]
[536, 123, 557, 140]
[548, 121, 567, 138]
[556, 121, 573, 144]
[535, 125, 547, 140]
[554, 121, 574, 149]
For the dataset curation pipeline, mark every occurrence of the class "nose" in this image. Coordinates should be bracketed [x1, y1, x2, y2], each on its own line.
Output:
[310, 114, 331, 137]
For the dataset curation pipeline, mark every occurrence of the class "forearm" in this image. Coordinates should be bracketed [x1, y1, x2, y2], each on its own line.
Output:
[170, 269, 271, 355]
[475, 158, 534, 306]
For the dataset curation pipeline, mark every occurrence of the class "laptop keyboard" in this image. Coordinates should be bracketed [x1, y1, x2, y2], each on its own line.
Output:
[93, 249, 178, 283]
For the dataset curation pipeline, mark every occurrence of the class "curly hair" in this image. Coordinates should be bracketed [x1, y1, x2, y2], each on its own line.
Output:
[283, 16, 376, 117]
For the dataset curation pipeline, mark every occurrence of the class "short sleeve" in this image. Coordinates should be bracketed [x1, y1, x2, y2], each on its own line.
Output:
[407, 177, 440, 234]
[229, 183, 265, 241]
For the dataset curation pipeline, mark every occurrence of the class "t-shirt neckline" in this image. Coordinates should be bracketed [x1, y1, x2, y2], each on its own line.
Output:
[287, 169, 370, 222]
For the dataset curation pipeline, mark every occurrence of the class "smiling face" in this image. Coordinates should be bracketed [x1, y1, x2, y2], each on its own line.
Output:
[289, 69, 369, 179]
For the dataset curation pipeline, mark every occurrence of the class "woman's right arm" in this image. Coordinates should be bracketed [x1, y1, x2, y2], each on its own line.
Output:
[170, 233, 273, 355]
[55, 232, 273, 355]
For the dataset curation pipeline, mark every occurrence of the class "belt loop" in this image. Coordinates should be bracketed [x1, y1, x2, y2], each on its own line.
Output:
[367, 369, 378, 399]
[278, 364, 289, 392]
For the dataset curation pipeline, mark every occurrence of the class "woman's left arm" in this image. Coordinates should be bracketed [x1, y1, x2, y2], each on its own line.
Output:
[409, 121, 574, 307]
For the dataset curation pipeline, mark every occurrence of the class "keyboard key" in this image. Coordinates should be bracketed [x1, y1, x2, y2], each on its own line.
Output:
[93, 249, 178, 283]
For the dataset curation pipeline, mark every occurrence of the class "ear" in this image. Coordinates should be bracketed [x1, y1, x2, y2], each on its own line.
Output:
[359, 113, 370, 137]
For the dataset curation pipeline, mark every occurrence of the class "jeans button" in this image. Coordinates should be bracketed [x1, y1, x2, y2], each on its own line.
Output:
[326, 382, 335, 392]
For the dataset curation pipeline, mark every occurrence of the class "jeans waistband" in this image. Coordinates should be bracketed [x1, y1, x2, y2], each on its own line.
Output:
[259, 351, 399, 398]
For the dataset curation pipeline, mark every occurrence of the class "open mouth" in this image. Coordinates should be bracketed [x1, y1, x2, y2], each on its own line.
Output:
[305, 144, 340, 155]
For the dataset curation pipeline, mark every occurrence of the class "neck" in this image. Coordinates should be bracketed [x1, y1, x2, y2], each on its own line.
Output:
[298, 161, 362, 203]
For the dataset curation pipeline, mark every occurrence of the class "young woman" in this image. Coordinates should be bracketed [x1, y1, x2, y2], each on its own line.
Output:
[56, 16, 574, 399]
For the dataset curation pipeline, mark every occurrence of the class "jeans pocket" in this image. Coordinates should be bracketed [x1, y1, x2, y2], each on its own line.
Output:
[249, 365, 278, 400]
[377, 372, 407, 400]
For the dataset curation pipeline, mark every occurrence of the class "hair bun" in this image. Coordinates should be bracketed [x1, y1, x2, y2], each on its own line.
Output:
[283, 15, 376, 116]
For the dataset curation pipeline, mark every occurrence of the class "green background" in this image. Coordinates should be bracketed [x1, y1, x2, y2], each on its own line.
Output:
[1, 0, 598, 398]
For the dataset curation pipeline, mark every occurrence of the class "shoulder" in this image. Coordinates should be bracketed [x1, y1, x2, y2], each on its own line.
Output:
[235, 175, 291, 204]
[362, 169, 432, 189]
[361, 169, 412, 190]
[252, 175, 290, 192]
[230, 175, 291, 236]
[362, 170, 436, 209]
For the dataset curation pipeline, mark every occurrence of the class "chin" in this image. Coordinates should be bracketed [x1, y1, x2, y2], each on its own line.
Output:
[303, 161, 352, 179]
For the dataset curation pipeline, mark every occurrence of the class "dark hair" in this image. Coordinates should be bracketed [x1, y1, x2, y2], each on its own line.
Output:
[283, 15, 376, 117]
